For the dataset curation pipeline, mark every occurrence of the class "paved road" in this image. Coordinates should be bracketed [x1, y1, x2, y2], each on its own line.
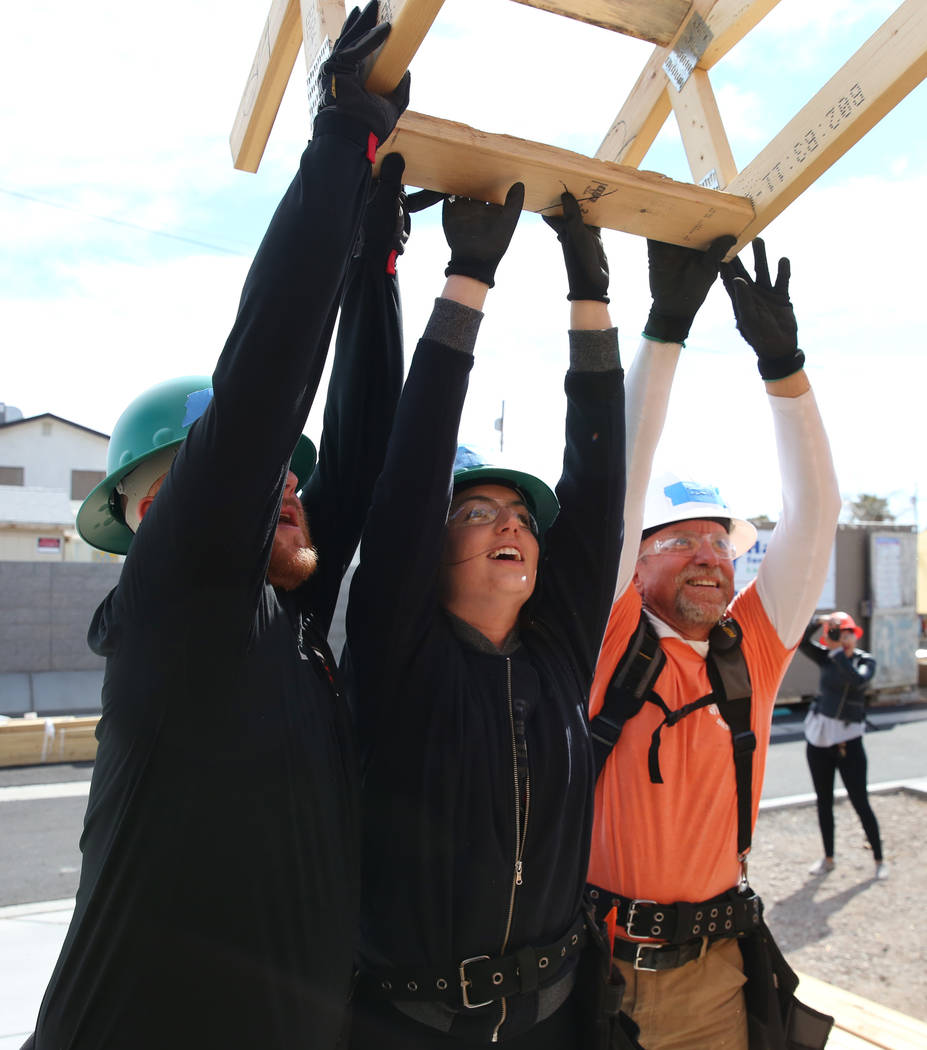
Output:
[1, 707, 926, 909]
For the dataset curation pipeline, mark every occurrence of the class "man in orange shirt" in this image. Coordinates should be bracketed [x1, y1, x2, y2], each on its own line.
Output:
[587, 239, 840, 1049]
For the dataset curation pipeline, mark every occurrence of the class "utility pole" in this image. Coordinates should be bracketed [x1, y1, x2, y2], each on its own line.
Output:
[494, 400, 505, 453]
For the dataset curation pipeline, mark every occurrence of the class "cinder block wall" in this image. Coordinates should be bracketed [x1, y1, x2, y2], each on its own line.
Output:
[0, 561, 122, 715]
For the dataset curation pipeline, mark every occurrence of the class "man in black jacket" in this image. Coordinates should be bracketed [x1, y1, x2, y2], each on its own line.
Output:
[25, 6, 408, 1048]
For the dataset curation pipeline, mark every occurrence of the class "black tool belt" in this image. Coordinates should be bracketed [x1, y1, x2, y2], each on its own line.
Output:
[587, 883, 762, 944]
[356, 914, 586, 1010]
[612, 935, 706, 972]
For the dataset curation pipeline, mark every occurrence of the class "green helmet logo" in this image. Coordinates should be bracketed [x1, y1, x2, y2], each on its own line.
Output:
[76, 376, 316, 555]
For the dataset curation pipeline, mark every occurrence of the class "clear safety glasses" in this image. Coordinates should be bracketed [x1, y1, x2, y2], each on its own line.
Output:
[448, 495, 539, 537]
[648, 531, 736, 560]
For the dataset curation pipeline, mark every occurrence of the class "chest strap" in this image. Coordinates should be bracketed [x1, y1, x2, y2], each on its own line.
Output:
[590, 612, 757, 859]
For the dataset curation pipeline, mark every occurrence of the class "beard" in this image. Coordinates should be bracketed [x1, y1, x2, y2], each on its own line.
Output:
[267, 502, 318, 591]
[673, 568, 732, 629]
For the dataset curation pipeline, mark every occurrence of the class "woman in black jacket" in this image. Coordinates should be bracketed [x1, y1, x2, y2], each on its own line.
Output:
[799, 612, 886, 880]
[344, 188, 627, 1048]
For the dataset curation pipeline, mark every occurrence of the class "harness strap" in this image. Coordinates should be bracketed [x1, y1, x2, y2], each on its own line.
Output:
[706, 621, 756, 858]
[590, 613, 665, 778]
[593, 610, 756, 859]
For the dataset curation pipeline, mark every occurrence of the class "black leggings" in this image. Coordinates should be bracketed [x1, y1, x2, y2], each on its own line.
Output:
[805, 736, 882, 861]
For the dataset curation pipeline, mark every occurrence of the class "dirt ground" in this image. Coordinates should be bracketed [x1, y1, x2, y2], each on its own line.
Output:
[749, 789, 926, 1022]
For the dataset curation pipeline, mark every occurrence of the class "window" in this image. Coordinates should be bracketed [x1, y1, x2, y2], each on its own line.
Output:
[0, 466, 24, 486]
[71, 469, 105, 500]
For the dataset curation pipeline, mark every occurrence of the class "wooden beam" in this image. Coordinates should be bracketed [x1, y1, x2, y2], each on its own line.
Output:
[377, 110, 755, 247]
[299, 0, 347, 77]
[230, 0, 303, 173]
[0, 717, 99, 768]
[596, 0, 781, 165]
[700, 0, 781, 68]
[726, 0, 927, 253]
[508, 0, 690, 46]
[670, 68, 738, 188]
[231, 0, 445, 170]
[796, 972, 927, 1050]
[596, 0, 720, 166]
[365, 0, 446, 94]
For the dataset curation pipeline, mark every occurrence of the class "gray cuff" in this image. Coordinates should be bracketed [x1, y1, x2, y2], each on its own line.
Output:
[423, 298, 484, 356]
[568, 328, 620, 372]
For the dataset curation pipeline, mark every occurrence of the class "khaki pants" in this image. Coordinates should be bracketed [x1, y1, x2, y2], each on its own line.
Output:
[615, 936, 748, 1050]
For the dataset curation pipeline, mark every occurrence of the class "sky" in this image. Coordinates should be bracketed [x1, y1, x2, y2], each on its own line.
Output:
[3, 0, 926, 524]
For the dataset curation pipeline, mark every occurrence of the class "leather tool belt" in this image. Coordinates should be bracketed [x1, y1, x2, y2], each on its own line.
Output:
[587, 883, 763, 946]
[356, 914, 586, 1009]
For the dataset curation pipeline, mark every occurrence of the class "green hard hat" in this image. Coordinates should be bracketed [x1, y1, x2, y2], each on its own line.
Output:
[77, 375, 317, 555]
[452, 445, 559, 536]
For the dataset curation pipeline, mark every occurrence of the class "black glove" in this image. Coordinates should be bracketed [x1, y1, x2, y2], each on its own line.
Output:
[644, 234, 736, 343]
[719, 238, 805, 381]
[317, 2, 411, 146]
[542, 192, 609, 303]
[442, 183, 525, 288]
[360, 153, 410, 272]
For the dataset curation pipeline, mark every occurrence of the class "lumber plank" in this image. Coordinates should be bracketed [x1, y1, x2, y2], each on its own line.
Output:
[364, 0, 445, 94]
[796, 971, 927, 1050]
[230, 0, 303, 172]
[596, 0, 781, 165]
[508, 0, 690, 46]
[596, 0, 721, 166]
[701, 0, 781, 68]
[669, 68, 738, 188]
[299, 0, 347, 72]
[725, 0, 927, 255]
[0, 717, 99, 768]
[377, 110, 754, 247]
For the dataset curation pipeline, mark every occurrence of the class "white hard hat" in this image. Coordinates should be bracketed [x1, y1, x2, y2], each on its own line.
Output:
[641, 472, 757, 558]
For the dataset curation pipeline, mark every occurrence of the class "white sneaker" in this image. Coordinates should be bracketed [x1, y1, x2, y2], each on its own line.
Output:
[808, 857, 835, 875]
[875, 861, 889, 880]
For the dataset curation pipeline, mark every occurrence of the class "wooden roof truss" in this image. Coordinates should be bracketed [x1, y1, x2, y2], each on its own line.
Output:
[230, 0, 927, 251]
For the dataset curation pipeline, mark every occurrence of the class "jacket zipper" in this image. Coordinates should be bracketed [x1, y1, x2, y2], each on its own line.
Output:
[835, 680, 849, 720]
[492, 657, 531, 1043]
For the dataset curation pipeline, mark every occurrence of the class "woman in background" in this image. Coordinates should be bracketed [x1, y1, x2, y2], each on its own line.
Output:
[799, 612, 887, 879]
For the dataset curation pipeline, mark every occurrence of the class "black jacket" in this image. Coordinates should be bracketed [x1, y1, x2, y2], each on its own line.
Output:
[32, 111, 402, 1050]
[345, 318, 625, 1042]
[799, 622, 875, 724]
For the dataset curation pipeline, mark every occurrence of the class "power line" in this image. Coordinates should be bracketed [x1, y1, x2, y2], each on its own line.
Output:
[1, 185, 250, 257]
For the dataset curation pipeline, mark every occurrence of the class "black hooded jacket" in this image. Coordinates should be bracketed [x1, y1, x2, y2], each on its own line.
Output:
[31, 111, 402, 1050]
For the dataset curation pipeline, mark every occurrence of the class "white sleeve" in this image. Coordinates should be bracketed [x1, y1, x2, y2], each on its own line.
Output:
[755, 388, 841, 649]
[614, 337, 681, 600]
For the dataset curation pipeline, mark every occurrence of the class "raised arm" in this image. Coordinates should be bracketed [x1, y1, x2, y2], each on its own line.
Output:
[137, 4, 410, 584]
[613, 235, 736, 599]
[345, 185, 524, 724]
[300, 153, 410, 630]
[539, 193, 625, 671]
[720, 240, 841, 648]
[798, 619, 831, 667]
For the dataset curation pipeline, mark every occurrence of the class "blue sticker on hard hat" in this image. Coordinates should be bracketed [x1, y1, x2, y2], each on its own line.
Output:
[182, 387, 214, 428]
[664, 481, 727, 508]
[454, 445, 487, 471]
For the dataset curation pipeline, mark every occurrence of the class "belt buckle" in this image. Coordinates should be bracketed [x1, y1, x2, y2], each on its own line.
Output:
[625, 898, 656, 940]
[633, 943, 660, 973]
[458, 955, 492, 1009]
